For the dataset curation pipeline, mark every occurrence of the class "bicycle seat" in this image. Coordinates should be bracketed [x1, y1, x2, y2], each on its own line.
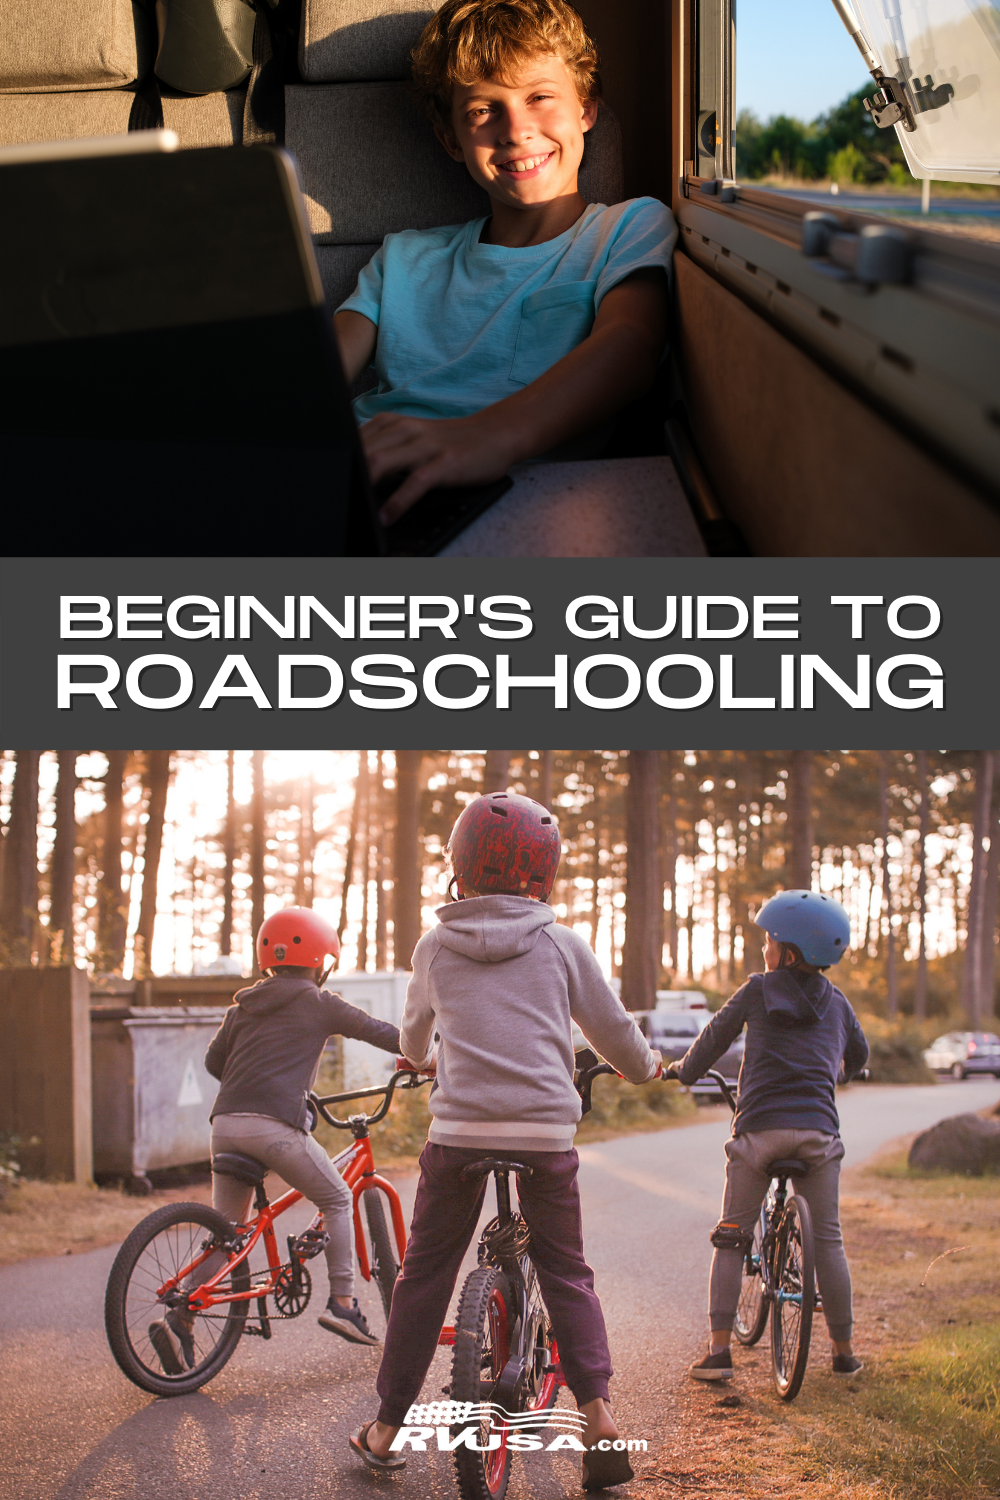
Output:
[459, 1157, 534, 1182]
[768, 1157, 808, 1179]
[212, 1152, 269, 1186]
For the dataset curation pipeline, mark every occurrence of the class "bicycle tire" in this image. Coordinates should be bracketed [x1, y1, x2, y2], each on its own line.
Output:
[770, 1192, 815, 1401]
[733, 1210, 768, 1346]
[362, 1189, 399, 1323]
[105, 1200, 249, 1397]
[450, 1265, 515, 1500]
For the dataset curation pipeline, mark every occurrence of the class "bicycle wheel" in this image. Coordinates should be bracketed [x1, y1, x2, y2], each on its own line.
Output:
[770, 1192, 815, 1401]
[733, 1210, 768, 1346]
[105, 1201, 250, 1397]
[362, 1190, 399, 1323]
[450, 1265, 515, 1500]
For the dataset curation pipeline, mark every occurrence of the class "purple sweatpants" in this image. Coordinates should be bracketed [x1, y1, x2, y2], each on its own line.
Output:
[375, 1142, 613, 1426]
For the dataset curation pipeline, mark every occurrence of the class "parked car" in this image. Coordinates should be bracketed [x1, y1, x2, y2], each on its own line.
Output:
[923, 1032, 1000, 1079]
[635, 1009, 744, 1101]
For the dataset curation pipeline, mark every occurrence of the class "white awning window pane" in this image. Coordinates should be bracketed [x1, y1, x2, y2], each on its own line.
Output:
[850, 0, 1000, 180]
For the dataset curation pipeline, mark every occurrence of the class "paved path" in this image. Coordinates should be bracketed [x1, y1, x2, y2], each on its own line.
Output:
[2, 1080, 996, 1500]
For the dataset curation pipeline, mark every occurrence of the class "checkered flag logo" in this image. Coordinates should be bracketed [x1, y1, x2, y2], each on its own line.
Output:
[403, 1399, 586, 1431]
[404, 1400, 478, 1425]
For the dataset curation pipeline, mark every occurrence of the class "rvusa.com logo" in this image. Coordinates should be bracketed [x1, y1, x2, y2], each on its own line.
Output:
[390, 1401, 648, 1453]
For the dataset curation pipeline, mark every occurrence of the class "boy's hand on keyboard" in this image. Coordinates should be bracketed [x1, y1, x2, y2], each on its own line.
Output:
[362, 413, 516, 524]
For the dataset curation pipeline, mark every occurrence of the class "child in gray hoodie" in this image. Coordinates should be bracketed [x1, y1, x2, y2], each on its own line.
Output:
[351, 792, 660, 1491]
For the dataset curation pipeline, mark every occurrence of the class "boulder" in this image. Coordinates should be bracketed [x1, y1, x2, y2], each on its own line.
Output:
[908, 1112, 1000, 1175]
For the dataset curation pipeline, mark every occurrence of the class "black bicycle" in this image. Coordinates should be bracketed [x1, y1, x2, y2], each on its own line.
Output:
[447, 1051, 621, 1500]
[704, 1068, 817, 1400]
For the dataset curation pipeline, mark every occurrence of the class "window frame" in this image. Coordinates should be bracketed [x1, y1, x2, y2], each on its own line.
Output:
[669, 0, 1000, 505]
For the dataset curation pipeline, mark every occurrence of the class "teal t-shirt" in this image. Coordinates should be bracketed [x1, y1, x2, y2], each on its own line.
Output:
[338, 197, 677, 424]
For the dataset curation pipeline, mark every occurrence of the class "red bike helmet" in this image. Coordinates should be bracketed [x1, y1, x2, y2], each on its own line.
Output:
[447, 792, 561, 901]
[256, 907, 340, 970]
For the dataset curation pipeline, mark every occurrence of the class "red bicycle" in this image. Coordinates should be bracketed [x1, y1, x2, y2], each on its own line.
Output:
[104, 1070, 432, 1397]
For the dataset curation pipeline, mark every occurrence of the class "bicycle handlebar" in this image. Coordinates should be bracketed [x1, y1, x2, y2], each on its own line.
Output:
[704, 1068, 738, 1113]
[681, 1062, 869, 1120]
[311, 1069, 434, 1130]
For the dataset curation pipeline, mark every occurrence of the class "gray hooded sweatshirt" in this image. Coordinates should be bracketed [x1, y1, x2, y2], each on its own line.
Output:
[400, 894, 658, 1154]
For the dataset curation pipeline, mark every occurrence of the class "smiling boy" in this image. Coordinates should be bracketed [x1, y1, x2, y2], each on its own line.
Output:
[334, 0, 676, 522]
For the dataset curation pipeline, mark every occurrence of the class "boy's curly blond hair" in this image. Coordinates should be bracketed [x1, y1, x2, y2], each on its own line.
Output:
[411, 0, 599, 130]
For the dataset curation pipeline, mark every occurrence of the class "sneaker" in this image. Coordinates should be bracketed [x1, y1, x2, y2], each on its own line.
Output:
[318, 1298, 380, 1345]
[689, 1348, 734, 1381]
[149, 1310, 196, 1373]
[832, 1353, 864, 1377]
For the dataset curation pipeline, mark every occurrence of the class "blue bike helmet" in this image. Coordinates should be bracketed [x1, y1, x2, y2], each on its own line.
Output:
[753, 890, 850, 967]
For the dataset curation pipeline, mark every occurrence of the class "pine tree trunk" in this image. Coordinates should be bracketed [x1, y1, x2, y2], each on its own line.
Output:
[250, 751, 266, 974]
[879, 753, 898, 1018]
[394, 751, 423, 968]
[711, 818, 721, 985]
[134, 751, 171, 978]
[962, 750, 995, 1026]
[483, 751, 510, 793]
[686, 872, 697, 981]
[539, 750, 553, 810]
[0, 751, 40, 964]
[336, 753, 362, 946]
[220, 750, 236, 958]
[621, 750, 661, 1009]
[97, 751, 128, 974]
[662, 752, 678, 976]
[588, 782, 602, 950]
[914, 749, 930, 1019]
[49, 751, 78, 965]
[788, 750, 813, 889]
[375, 753, 388, 970]
[295, 774, 315, 908]
[359, 756, 372, 972]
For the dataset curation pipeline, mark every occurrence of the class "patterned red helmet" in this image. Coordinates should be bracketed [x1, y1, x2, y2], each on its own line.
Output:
[447, 792, 561, 901]
[256, 907, 340, 970]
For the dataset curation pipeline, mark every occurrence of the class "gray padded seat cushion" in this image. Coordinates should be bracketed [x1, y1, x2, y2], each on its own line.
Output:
[0, 86, 246, 150]
[315, 242, 382, 310]
[300, 0, 444, 83]
[0, 0, 155, 93]
[287, 86, 624, 244]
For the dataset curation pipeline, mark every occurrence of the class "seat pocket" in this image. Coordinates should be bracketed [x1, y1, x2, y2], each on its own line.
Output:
[508, 281, 596, 386]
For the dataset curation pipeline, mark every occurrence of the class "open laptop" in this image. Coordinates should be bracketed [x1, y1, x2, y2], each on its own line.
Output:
[0, 133, 510, 557]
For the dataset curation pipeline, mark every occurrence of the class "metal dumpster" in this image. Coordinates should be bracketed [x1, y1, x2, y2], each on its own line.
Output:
[332, 971, 411, 1090]
[91, 1006, 225, 1191]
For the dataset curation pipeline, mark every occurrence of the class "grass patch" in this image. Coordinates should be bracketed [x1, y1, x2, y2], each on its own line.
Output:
[642, 1139, 1000, 1499]
[0, 1177, 212, 1266]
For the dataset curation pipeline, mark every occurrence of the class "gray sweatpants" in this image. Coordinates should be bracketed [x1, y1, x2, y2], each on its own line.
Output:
[209, 1113, 355, 1299]
[709, 1128, 854, 1343]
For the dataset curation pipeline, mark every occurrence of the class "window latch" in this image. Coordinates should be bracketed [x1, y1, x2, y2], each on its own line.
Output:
[801, 212, 911, 287]
[698, 178, 738, 203]
[862, 76, 914, 131]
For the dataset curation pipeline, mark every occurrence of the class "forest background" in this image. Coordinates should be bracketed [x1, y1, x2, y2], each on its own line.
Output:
[736, 83, 999, 195]
[2, 748, 999, 1044]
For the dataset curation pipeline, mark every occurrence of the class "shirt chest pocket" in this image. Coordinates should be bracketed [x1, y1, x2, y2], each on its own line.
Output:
[508, 281, 596, 387]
